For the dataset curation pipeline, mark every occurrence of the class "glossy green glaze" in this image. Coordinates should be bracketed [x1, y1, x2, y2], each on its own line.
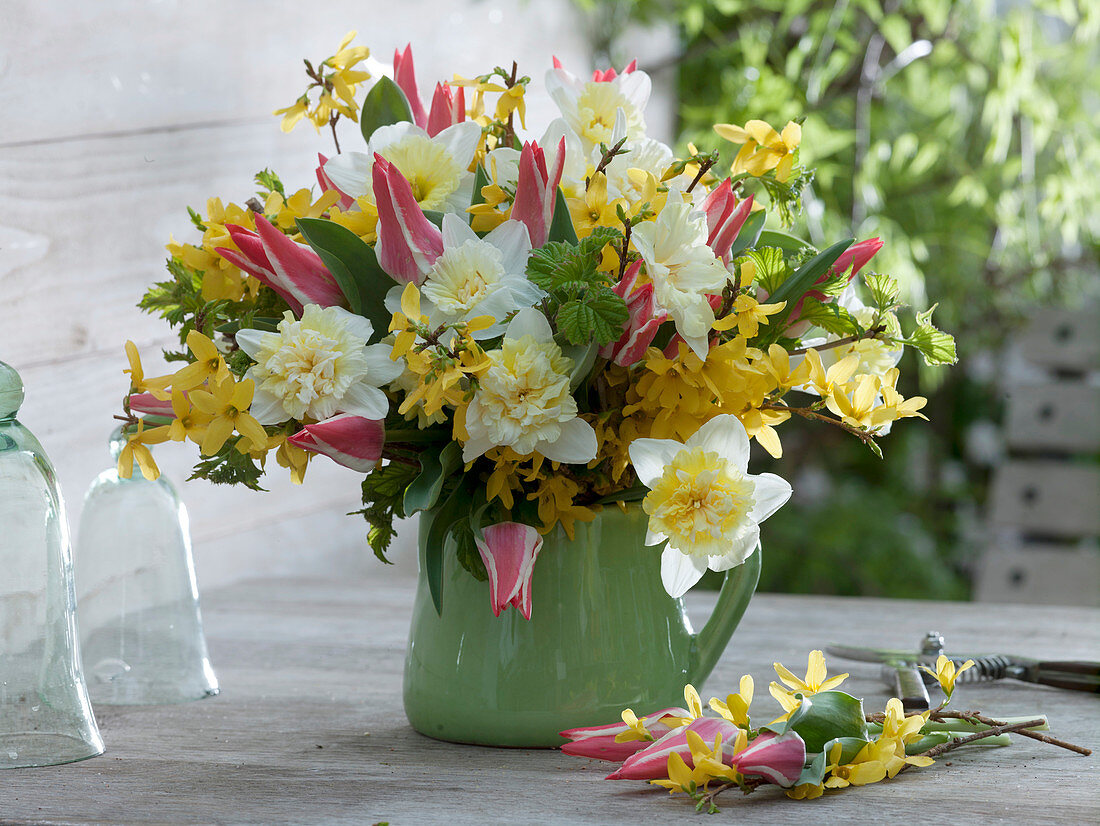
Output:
[402, 503, 759, 747]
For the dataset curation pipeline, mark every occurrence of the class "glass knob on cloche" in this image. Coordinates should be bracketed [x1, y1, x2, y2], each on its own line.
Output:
[75, 427, 219, 705]
[0, 360, 105, 768]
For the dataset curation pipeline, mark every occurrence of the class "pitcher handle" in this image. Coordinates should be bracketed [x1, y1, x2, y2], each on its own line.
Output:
[688, 548, 761, 686]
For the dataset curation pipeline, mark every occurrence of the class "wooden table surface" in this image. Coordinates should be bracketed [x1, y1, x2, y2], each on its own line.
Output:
[3, 575, 1098, 825]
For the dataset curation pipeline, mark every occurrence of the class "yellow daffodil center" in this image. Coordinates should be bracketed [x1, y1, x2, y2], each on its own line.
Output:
[575, 82, 642, 146]
[251, 307, 370, 420]
[643, 446, 755, 558]
[380, 136, 463, 211]
[469, 335, 576, 454]
[421, 240, 504, 314]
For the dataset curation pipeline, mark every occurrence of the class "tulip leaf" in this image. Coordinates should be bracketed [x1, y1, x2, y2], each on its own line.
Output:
[766, 237, 853, 308]
[295, 218, 394, 342]
[754, 238, 853, 344]
[469, 164, 491, 208]
[360, 76, 414, 143]
[424, 474, 479, 615]
[422, 210, 447, 229]
[758, 229, 814, 255]
[547, 187, 579, 244]
[403, 442, 462, 515]
[727, 209, 766, 259]
[768, 691, 869, 754]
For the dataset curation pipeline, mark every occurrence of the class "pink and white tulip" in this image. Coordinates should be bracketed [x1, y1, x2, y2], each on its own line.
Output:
[704, 180, 754, 263]
[559, 707, 689, 762]
[372, 155, 444, 284]
[393, 44, 428, 129]
[316, 153, 355, 210]
[599, 260, 667, 366]
[426, 82, 466, 138]
[728, 730, 806, 787]
[786, 237, 884, 337]
[218, 215, 345, 315]
[829, 237, 883, 282]
[286, 414, 385, 473]
[511, 138, 566, 248]
[475, 522, 544, 620]
[606, 717, 741, 780]
[128, 392, 175, 417]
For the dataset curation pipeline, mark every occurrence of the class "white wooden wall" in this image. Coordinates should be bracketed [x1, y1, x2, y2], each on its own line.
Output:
[0, 0, 676, 587]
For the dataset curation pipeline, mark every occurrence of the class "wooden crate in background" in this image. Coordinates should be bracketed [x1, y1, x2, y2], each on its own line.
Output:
[975, 306, 1100, 606]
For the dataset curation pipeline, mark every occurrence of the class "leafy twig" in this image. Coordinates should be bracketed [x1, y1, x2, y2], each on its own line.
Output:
[760, 402, 880, 452]
[789, 325, 885, 356]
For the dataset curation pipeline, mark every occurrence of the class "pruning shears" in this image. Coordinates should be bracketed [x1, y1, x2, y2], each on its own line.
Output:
[827, 632, 1100, 712]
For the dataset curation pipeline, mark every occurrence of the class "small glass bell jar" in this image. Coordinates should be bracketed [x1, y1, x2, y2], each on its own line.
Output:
[76, 427, 219, 705]
[0, 360, 105, 768]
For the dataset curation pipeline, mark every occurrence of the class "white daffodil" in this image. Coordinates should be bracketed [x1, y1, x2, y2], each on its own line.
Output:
[545, 64, 651, 153]
[631, 200, 730, 359]
[461, 308, 598, 464]
[322, 120, 482, 213]
[384, 214, 543, 339]
[236, 305, 402, 424]
[628, 414, 792, 598]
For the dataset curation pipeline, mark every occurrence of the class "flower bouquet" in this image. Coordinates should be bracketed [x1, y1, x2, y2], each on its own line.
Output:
[118, 33, 956, 741]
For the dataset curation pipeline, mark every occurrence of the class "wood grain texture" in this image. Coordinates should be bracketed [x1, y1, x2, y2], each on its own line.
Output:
[1, 576, 1097, 825]
[0, 0, 594, 146]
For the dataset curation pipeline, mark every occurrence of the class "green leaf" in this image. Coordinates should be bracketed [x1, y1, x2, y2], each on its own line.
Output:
[354, 460, 419, 563]
[795, 298, 861, 337]
[557, 287, 628, 346]
[563, 340, 599, 391]
[423, 474, 479, 615]
[295, 218, 393, 341]
[547, 187, 579, 244]
[757, 229, 814, 255]
[469, 164, 491, 208]
[864, 272, 900, 309]
[760, 238, 853, 339]
[360, 76, 413, 143]
[778, 691, 870, 754]
[728, 209, 766, 258]
[403, 442, 462, 515]
[898, 305, 958, 366]
[739, 246, 791, 295]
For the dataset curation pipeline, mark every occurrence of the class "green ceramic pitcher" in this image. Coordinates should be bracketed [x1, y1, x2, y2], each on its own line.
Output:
[402, 503, 759, 747]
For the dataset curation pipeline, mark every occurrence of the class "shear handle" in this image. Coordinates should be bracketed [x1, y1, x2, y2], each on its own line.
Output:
[1032, 661, 1100, 693]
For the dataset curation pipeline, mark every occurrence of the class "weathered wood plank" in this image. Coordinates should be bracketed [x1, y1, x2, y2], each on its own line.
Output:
[974, 543, 1100, 606]
[989, 460, 1100, 537]
[1015, 306, 1100, 374]
[1004, 382, 1100, 453]
[0, 0, 592, 146]
[1, 577, 1096, 824]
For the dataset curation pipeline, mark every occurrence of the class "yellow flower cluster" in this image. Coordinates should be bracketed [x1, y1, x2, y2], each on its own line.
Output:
[714, 119, 802, 182]
[789, 699, 933, 799]
[623, 338, 807, 458]
[273, 31, 371, 133]
[166, 198, 259, 302]
[527, 474, 598, 539]
[120, 334, 293, 482]
[389, 284, 492, 421]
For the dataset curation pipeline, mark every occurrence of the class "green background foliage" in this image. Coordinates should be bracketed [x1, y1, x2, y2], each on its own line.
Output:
[572, 0, 1100, 598]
